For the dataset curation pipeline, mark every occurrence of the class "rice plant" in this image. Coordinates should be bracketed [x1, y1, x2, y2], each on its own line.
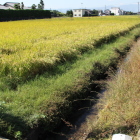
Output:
[0, 16, 140, 85]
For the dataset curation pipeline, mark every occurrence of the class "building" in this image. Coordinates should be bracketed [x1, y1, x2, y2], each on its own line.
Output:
[104, 9, 111, 15]
[98, 10, 103, 16]
[4, 2, 20, 9]
[0, 2, 19, 9]
[110, 7, 123, 15]
[0, 2, 31, 10]
[0, 5, 10, 9]
[23, 6, 31, 9]
[72, 7, 124, 17]
[121, 10, 125, 15]
[73, 9, 92, 17]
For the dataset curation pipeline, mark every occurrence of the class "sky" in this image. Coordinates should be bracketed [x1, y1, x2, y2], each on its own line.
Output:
[0, 0, 139, 12]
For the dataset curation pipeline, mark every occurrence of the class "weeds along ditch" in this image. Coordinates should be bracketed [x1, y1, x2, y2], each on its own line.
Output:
[87, 38, 140, 140]
[1, 24, 140, 139]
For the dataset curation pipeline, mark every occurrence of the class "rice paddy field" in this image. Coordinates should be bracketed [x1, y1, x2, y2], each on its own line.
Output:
[0, 16, 140, 139]
[0, 16, 140, 83]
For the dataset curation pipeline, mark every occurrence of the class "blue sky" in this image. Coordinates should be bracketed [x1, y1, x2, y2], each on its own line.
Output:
[0, 0, 138, 12]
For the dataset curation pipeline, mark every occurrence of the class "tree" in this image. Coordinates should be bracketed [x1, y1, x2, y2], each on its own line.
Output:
[38, 0, 44, 10]
[125, 11, 133, 15]
[38, 4, 42, 9]
[40, 0, 44, 9]
[93, 9, 98, 15]
[110, 13, 114, 15]
[51, 10, 65, 17]
[66, 10, 73, 17]
[14, 3, 20, 10]
[32, 4, 37, 10]
[21, 2, 24, 9]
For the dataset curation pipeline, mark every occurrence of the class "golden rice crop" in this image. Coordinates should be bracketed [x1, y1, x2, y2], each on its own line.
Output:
[0, 16, 140, 80]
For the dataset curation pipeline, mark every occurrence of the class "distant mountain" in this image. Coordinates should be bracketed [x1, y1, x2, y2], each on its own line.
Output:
[119, 4, 138, 13]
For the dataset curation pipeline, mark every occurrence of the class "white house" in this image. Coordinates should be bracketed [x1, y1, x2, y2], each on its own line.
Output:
[0, 5, 10, 9]
[110, 7, 123, 15]
[0, 2, 31, 10]
[4, 2, 19, 9]
[73, 9, 92, 17]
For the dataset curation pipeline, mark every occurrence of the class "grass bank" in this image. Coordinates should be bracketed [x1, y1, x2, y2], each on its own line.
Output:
[1, 26, 140, 139]
[87, 37, 140, 140]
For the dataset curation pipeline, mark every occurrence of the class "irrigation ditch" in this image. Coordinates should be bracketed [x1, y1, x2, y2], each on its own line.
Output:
[27, 78, 107, 140]
[30, 36, 140, 140]
[41, 39, 140, 140]
[43, 63, 123, 139]
[45, 89, 105, 140]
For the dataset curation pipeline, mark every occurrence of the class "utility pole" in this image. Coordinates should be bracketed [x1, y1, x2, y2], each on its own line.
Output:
[138, 2, 139, 14]
[81, 3, 83, 9]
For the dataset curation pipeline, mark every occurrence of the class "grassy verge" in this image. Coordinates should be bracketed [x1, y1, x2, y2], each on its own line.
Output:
[0, 27, 140, 139]
[87, 35, 140, 140]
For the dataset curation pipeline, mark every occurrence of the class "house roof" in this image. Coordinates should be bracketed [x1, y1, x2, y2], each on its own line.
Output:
[111, 7, 120, 10]
[1, 2, 31, 10]
[4, 2, 20, 7]
[4, 2, 19, 4]
[0, 5, 9, 9]
[73, 9, 91, 11]
[105, 9, 111, 11]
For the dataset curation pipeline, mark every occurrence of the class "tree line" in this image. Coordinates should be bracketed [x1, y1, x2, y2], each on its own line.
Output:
[0, 0, 52, 21]
[14, 0, 44, 10]
[0, 10, 51, 21]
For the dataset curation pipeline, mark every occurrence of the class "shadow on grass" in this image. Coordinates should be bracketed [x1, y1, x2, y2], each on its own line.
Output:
[0, 112, 30, 139]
